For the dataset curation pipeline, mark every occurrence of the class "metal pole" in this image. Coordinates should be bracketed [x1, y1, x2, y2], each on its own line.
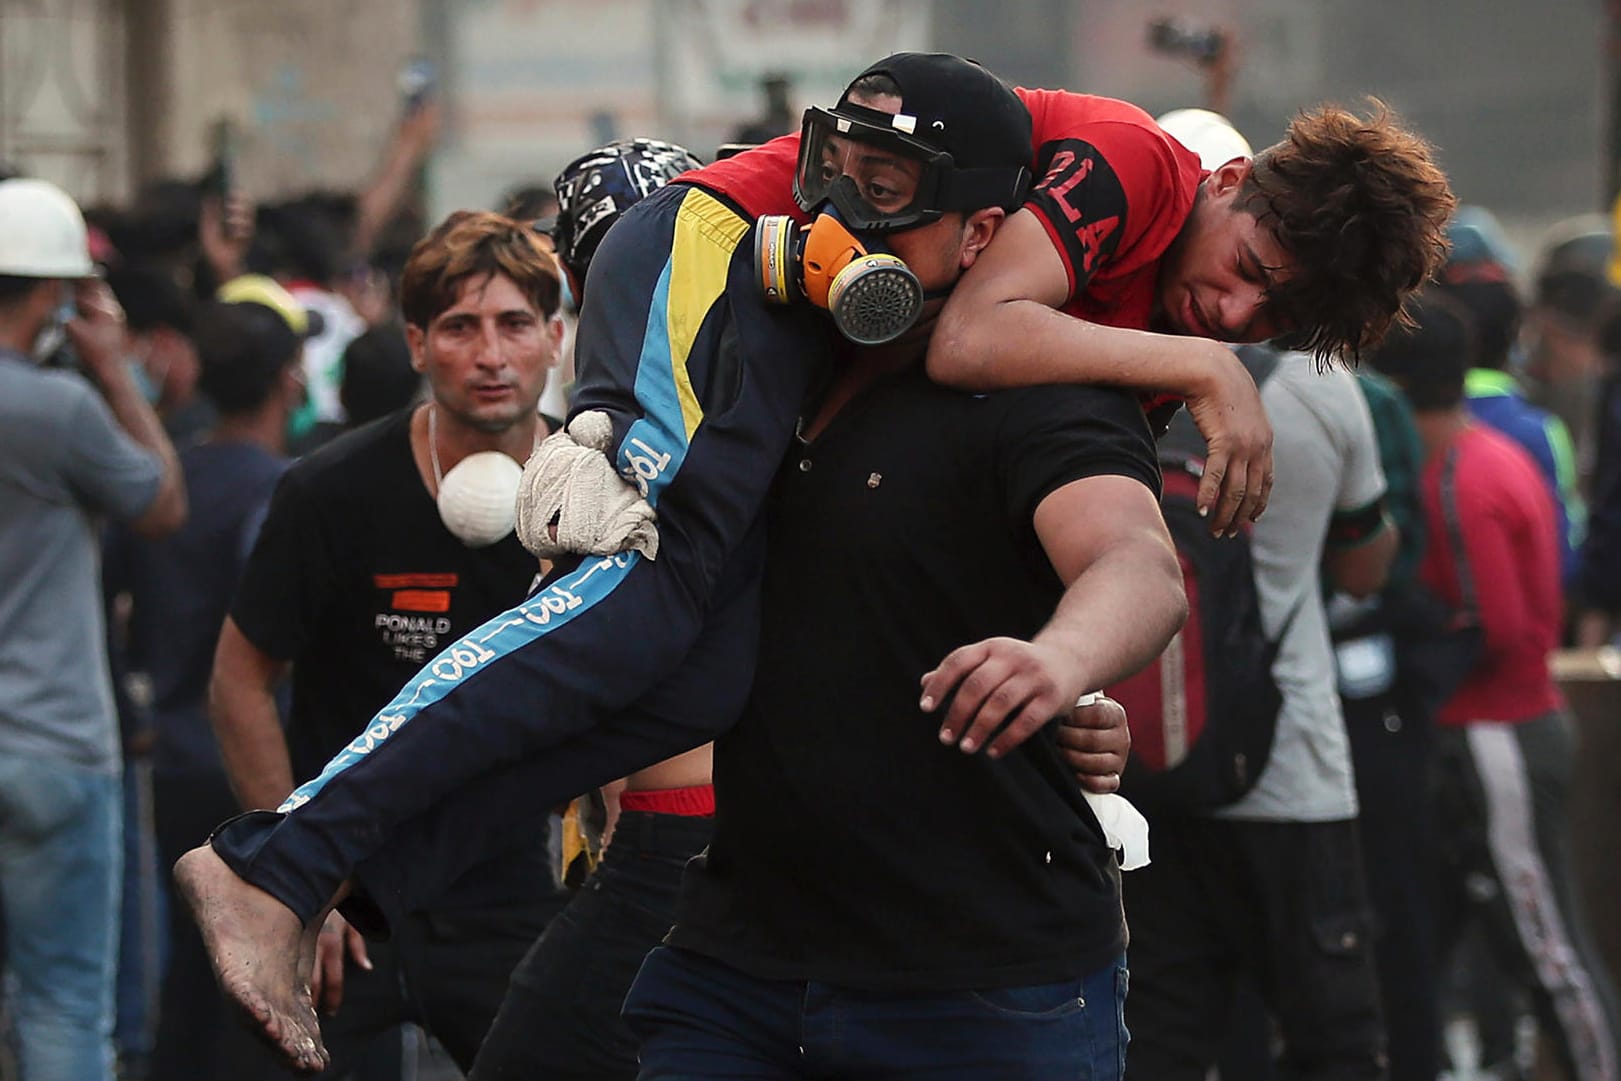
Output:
[124, 0, 176, 190]
[1606, 0, 1621, 208]
[653, 0, 679, 153]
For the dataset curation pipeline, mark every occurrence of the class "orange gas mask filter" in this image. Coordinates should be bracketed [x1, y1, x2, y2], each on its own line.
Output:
[753, 209, 924, 345]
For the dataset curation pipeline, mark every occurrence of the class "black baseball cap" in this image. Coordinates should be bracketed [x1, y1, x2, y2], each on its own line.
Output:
[793, 52, 1032, 230]
[839, 53, 1031, 172]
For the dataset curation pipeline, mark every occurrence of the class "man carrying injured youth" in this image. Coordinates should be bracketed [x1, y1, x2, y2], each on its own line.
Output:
[177, 52, 1453, 1074]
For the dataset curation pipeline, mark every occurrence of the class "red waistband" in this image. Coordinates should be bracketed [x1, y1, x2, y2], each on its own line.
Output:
[618, 783, 715, 817]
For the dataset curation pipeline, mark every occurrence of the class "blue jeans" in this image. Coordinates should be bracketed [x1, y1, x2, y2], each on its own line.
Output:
[624, 946, 1130, 1080]
[0, 754, 122, 1081]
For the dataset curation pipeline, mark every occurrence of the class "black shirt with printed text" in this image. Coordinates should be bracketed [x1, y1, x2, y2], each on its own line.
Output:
[230, 408, 553, 909]
[670, 368, 1161, 990]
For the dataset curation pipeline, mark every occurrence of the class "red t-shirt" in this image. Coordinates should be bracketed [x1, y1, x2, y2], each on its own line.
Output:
[680, 133, 803, 221]
[1419, 424, 1564, 725]
[1017, 88, 1202, 330]
[681, 88, 1205, 335]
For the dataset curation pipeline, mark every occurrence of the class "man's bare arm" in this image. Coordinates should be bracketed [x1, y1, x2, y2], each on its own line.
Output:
[209, 615, 295, 810]
[1324, 515, 1397, 599]
[70, 281, 187, 537]
[921, 474, 1187, 758]
[352, 103, 441, 258]
[927, 209, 1273, 533]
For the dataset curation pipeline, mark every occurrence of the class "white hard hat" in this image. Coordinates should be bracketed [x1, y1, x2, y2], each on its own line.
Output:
[0, 178, 94, 278]
[1156, 108, 1253, 172]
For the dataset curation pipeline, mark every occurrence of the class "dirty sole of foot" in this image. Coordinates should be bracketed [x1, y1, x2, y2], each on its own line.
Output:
[173, 848, 331, 1074]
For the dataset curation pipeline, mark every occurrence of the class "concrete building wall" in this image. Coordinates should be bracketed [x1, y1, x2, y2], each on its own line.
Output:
[426, 0, 933, 217]
[146, 0, 418, 198]
[0, 0, 129, 203]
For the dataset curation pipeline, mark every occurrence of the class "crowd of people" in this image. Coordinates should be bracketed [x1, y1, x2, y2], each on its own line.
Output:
[1, 43, 1619, 1081]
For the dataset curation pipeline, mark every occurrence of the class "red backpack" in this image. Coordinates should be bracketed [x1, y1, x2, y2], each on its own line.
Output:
[1108, 346, 1289, 815]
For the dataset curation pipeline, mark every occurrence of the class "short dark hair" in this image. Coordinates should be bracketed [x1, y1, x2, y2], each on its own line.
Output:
[0, 273, 47, 308]
[1533, 228, 1614, 329]
[845, 72, 902, 101]
[1242, 100, 1455, 365]
[252, 195, 356, 287]
[340, 323, 421, 424]
[1434, 273, 1519, 371]
[106, 264, 194, 335]
[109, 179, 203, 262]
[1367, 289, 1474, 411]
[398, 210, 561, 329]
[194, 301, 300, 415]
[500, 183, 558, 223]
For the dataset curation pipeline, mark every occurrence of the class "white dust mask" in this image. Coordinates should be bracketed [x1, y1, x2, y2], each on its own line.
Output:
[430, 405, 523, 547]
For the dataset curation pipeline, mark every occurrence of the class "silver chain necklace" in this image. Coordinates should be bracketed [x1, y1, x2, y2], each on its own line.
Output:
[428, 403, 542, 491]
[428, 403, 445, 490]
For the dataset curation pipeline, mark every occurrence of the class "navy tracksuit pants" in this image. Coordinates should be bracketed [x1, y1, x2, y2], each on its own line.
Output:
[213, 183, 829, 928]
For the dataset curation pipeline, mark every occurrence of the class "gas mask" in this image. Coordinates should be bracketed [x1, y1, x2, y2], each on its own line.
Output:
[754, 201, 924, 345]
[752, 99, 1031, 345]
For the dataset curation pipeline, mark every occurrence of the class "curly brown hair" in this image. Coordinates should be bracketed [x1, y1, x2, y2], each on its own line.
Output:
[1241, 100, 1455, 364]
[399, 209, 561, 329]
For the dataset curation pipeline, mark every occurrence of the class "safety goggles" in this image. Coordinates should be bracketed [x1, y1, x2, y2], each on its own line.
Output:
[794, 106, 960, 232]
[793, 105, 1031, 233]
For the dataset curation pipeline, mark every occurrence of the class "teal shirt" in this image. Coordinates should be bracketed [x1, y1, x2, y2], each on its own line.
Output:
[1354, 371, 1425, 588]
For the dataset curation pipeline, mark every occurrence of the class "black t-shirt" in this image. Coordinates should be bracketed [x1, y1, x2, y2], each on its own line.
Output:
[670, 368, 1161, 990]
[230, 408, 552, 909]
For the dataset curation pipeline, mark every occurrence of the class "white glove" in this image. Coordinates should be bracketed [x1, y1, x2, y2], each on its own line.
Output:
[516, 411, 660, 561]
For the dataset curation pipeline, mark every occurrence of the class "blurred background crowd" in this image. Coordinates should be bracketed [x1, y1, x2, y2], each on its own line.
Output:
[5, 1, 1621, 1080]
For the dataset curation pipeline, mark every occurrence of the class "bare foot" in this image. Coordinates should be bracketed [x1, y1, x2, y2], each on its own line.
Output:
[174, 845, 331, 1074]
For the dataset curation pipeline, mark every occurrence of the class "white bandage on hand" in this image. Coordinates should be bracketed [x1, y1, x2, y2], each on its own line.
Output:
[1071, 690, 1151, 870]
[515, 410, 661, 561]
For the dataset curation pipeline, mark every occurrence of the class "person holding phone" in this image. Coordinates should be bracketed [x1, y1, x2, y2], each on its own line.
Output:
[0, 177, 186, 1081]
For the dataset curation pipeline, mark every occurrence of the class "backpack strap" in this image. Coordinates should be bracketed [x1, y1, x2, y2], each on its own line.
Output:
[1436, 442, 1478, 621]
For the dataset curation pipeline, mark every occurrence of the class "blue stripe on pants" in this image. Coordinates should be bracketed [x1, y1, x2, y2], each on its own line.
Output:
[281, 551, 642, 811]
[210, 182, 823, 925]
